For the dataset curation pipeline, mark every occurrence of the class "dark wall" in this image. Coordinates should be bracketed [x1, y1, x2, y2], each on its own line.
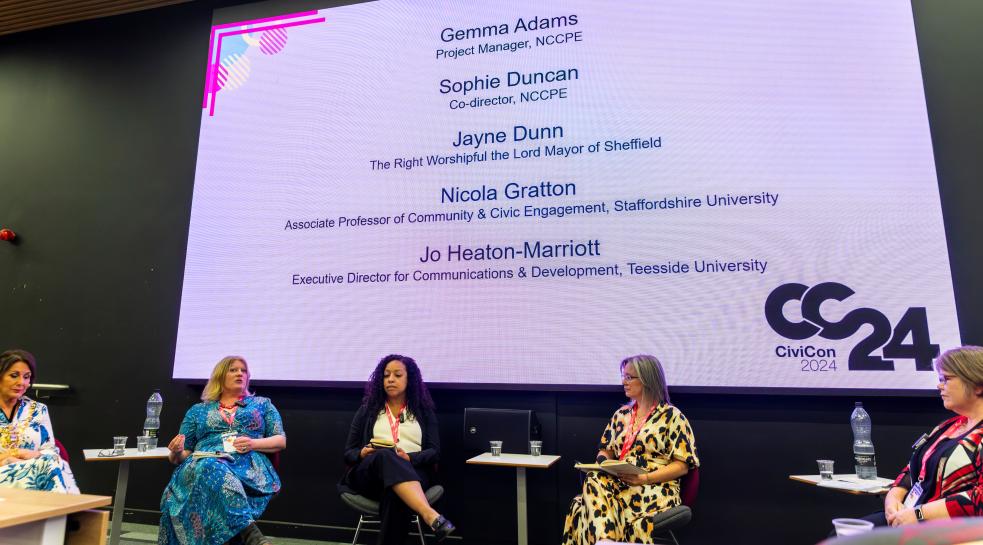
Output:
[1, 2, 981, 544]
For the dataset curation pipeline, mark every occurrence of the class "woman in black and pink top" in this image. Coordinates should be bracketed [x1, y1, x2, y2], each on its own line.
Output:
[340, 354, 455, 544]
[864, 346, 983, 527]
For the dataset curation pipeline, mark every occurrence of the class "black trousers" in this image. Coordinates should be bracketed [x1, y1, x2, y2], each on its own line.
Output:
[347, 449, 432, 545]
[860, 511, 889, 527]
[827, 511, 889, 538]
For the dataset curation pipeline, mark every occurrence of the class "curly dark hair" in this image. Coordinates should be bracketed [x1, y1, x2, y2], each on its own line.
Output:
[362, 354, 435, 419]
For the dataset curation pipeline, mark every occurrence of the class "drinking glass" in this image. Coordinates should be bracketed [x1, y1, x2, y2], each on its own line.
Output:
[113, 436, 128, 455]
[817, 459, 834, 480]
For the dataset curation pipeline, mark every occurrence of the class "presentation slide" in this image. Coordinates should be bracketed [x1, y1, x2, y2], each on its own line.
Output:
[174, 0, 960, 390]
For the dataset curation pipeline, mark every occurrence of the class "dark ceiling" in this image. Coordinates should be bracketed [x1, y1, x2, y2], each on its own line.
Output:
[0, 0, 193, 37]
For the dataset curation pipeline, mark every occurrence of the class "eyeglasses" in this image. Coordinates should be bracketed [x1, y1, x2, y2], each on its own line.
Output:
[622, 374, 639, 382]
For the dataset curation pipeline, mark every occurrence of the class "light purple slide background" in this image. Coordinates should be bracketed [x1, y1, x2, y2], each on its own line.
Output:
[174, 0, 959, 389]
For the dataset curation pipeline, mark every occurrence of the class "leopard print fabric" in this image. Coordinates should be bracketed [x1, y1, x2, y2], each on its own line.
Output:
[562, 403, 699, 545]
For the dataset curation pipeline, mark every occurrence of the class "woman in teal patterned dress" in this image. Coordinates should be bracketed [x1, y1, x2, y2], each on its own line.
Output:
[0, 349, 79, 493]
[159, 356, 286, 545]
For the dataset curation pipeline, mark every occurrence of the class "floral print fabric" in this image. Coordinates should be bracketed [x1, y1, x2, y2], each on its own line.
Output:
[158, 396, 284, 545]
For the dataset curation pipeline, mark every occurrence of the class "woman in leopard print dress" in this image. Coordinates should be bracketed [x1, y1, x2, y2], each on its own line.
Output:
[562, 354, 699, 545]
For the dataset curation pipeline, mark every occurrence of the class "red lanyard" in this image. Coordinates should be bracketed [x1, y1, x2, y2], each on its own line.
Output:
[619, 403, 658, 460]
[219, 399, 241, 428]
[385, 402, 406, 444]
[219, 406, 237, 428]
[918, 417, 968, 481]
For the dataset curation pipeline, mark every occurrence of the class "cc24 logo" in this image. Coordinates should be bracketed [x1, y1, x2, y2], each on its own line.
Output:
[765, 282, 939, 371]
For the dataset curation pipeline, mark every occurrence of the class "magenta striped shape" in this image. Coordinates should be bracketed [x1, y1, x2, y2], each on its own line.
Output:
[216, 64, 229, 90]
[260, 28, 288, 55]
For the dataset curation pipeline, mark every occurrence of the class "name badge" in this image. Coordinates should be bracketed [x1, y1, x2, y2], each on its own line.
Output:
[904, 481, 924, 508]
[222, 431, 237, 453]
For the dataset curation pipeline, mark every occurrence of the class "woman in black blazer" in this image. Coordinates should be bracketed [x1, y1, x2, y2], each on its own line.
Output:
[341, 354, 455, 544]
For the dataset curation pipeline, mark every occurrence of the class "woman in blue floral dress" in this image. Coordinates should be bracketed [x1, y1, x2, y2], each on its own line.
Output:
[0, 349, 79, 493]
[159, 356, 285, 545]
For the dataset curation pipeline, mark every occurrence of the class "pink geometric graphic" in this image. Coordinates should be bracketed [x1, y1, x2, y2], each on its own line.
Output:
[260, 28, 288, 55]
[202, 11, 325, 116]
[216, 54, 251, 91]
[216, 64, 229, 91]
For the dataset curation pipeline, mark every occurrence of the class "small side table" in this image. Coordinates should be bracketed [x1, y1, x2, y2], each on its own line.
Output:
[83, 447, 170, 545]
[789, 473, 894, 496]
[0, 487, 111, 545]
[467, 452, 561, 545]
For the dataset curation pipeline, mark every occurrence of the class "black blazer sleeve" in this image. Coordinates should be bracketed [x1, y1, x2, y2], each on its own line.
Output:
[344, 405, 369, 466]
[408, 409, 440, 467]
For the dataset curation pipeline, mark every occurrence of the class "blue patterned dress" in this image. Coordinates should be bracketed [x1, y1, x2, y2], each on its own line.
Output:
[0, 397, 79, 493]
[158, 396, 284, 545]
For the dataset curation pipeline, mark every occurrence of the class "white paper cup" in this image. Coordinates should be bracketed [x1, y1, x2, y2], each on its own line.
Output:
[832, 518, 874, 536]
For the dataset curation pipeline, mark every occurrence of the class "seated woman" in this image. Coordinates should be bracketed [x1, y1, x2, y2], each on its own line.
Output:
[159, 356, 285, 545]
[860, 346, 983, 527]
[0, 349, 79, 493]
[341, 354, 455, 544]
[562, 354, 699, 545]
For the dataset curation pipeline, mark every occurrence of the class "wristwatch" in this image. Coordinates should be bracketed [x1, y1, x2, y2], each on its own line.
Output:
[914, 506, 924, 522]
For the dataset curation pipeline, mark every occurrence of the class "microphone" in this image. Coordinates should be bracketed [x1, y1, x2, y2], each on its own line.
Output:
[399, 412, 405, 423]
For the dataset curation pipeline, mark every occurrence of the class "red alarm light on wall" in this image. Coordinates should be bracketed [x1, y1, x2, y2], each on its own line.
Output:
[0, 228, 17, 242]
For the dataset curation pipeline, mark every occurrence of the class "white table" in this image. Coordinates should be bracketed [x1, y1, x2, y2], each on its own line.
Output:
[467, 452, 561, 545]
[0, 487, 111, 545]
[83, 447, 170, 545]
[789, 473, 894, 495]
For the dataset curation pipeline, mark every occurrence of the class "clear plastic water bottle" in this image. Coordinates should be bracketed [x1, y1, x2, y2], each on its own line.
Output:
[143, 390, 163, 438]
[851, 402, 877, 479]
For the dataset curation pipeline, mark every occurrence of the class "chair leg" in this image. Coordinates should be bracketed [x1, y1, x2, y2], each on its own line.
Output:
[414, 515, 427, 545]
[652, 529, 681, 545]
[352, 515, 365, 545]
[351, 512, 429, 545]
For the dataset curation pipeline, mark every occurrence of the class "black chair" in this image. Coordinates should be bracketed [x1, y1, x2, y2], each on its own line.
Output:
[650, 466, 699, 545]
[338, 484, 444, 545]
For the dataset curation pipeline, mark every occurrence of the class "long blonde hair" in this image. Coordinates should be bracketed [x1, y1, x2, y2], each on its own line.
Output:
[200, 356, 252, 401]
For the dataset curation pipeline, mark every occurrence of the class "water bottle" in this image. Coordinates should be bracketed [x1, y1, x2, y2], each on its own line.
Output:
[143, 390, 163, 438]
[851, 402, 877, 479]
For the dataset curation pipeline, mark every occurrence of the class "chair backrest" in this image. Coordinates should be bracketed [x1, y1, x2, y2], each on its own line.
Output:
[54, 438, 70, 464]
[680, 466, 699, 507]
[266, 451, 280, 472]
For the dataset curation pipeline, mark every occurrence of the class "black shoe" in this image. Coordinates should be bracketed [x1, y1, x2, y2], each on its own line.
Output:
[430, 515, 456, 542]
[239, 523, 272, 545]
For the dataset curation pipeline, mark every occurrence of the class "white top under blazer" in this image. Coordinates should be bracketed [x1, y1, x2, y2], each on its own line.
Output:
[371, 409, 423, 453]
